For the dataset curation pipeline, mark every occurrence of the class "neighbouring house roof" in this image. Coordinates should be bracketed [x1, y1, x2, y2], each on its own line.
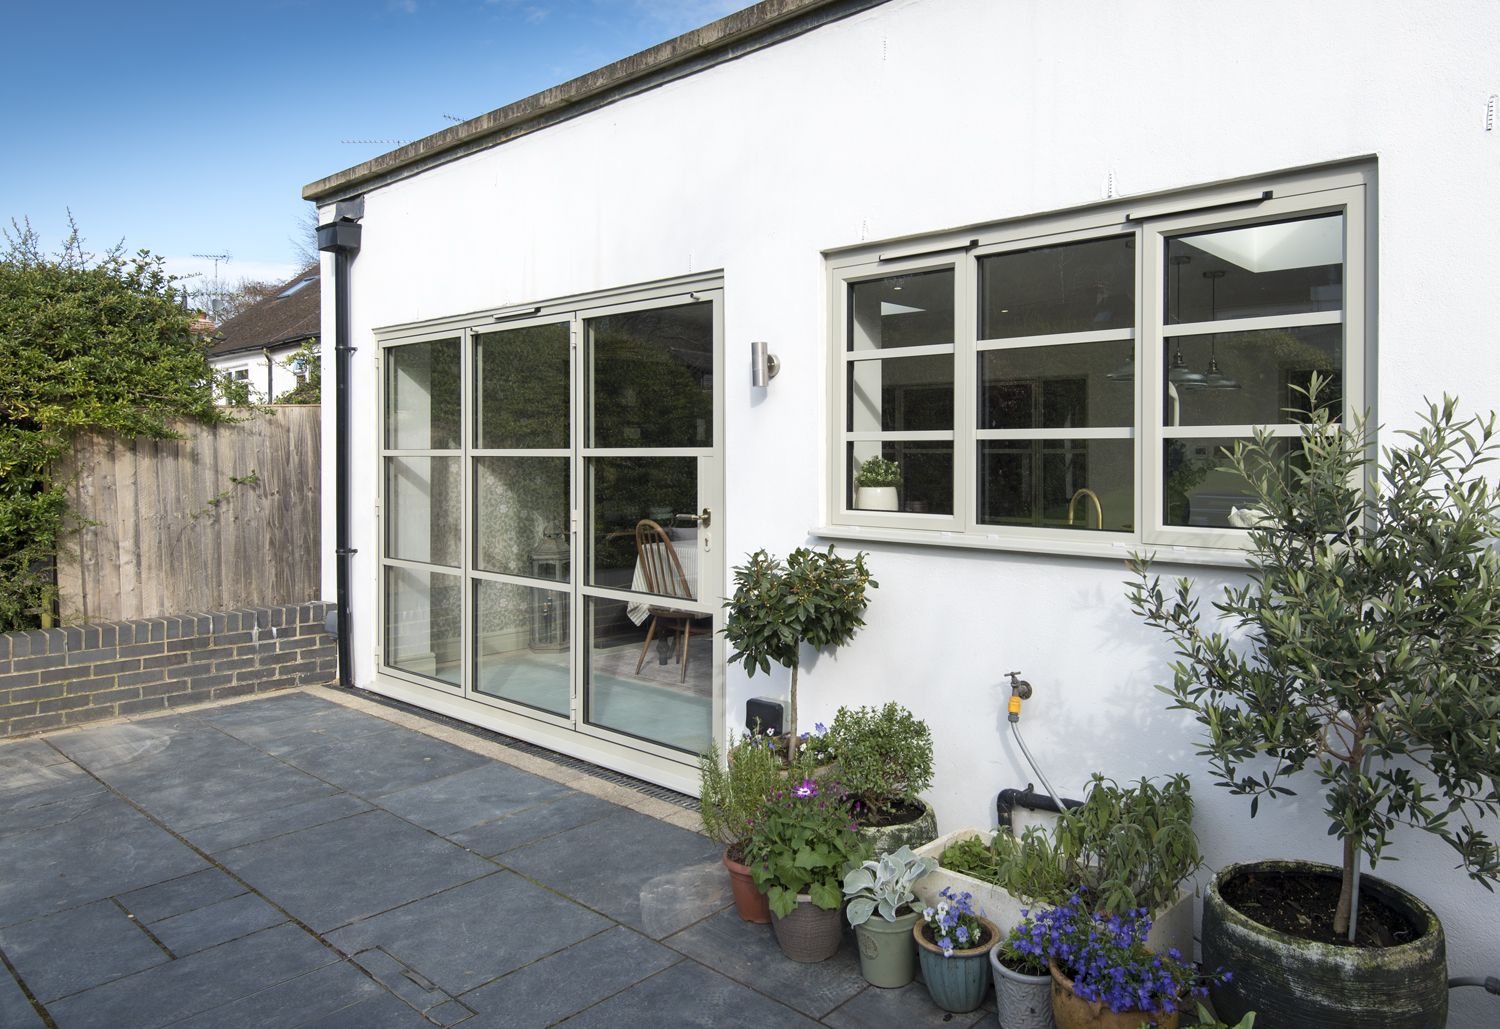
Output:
[208, 265, 321, 359]
[303, 0, 883, 204]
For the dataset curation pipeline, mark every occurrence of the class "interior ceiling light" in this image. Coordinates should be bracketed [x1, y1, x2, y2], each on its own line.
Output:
[1106, 352, 1135, 382]
[1198, 269, 1239, 391]
[881, 302, 926, 316]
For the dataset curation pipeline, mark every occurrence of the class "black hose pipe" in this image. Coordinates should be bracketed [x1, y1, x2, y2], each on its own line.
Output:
[1448, 976, 1500, 994]
[997, 784, 1083, 830]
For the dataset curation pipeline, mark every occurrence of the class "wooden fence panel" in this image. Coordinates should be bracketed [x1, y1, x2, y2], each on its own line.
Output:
[57, 407, 323, 623]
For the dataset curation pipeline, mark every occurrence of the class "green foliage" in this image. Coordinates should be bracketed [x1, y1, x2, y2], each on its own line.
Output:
[827, 702, 934, 812]
[0, 219, 246, 630]
[842, 844, 937, 925]
[722, 546, 877, 741]
[941, 774, 1201, 918]
[853, 456, 902, 488]
[273, 338, 321, 404]
[698, 729, 786, 851]
[1127, 378, 1500, 931]
[749, 777, 873, 918]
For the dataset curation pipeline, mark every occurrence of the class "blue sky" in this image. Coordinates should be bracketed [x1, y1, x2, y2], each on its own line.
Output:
[2, 0, 742, 289]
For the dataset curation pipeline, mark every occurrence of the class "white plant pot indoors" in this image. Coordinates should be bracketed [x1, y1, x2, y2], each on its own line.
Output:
[854, 486, 898, 511]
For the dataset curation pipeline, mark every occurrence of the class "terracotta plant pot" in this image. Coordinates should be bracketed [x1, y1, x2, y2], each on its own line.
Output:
[1049, 961, 1180, 1029]
[913, 916, 998, 1013]
[723, 849, 771, 923]
[858, 797, 939, 857]
[990, 945, 1055, 1029]
[770, 895, 843, 962]
[1203, 860, 1448, 1029]
[853, 906, 922, 988]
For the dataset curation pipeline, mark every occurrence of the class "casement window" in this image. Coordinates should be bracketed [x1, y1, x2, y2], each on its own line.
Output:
[825, 165, 1370, 560]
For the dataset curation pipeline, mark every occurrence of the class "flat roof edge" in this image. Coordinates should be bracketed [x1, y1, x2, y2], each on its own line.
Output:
[303, 0, 886, 203]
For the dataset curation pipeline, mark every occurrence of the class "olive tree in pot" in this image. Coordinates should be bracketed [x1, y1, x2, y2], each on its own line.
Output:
[1127, 382, 1500, 1029]
[723, 546, 877, 750]
[829, 702, 938, 854]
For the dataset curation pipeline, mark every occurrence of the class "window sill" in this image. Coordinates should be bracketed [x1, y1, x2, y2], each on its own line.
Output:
[808, 524, 1253, 569]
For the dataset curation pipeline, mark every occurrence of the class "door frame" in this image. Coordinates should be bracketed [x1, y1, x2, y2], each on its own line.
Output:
[369, 272, 726, 796]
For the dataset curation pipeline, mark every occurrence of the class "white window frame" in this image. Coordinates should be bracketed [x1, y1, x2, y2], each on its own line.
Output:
[822, 162, 1373, 564]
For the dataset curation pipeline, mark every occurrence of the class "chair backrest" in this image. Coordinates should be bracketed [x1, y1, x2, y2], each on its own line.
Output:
[635, 520, 692, 600]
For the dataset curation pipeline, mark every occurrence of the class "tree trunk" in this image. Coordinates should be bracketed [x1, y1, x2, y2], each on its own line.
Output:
[787, 662, 798, 746]
[1334, 832, 1355, 936]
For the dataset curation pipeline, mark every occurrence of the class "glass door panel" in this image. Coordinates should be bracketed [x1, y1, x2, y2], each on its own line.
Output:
[386, 566, 462, 685]
[474, 457, 570, 579]
[587, 456, 698, 594]
[587, 302, 714, 448]
[474, 579, 569, 716]
[583, 595, 712, 754]
[475, 324, 570, 448]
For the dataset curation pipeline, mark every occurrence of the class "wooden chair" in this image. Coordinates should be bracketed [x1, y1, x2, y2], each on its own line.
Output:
[633, 519, 701, 683]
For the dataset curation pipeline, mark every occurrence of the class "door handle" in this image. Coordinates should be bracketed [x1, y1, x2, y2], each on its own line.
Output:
[676, 508, 712, 528]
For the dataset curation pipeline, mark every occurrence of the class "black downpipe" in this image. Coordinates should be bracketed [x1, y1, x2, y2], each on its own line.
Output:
[317, 211, 362, 689]
[996, 785, 1083, 831]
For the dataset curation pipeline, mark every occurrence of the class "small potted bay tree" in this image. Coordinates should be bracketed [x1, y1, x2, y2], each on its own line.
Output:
[723, 545, 877, 750]
[1127, 379, 1500, 1028]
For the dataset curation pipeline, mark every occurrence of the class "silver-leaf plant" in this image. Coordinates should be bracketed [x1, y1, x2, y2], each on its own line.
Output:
[1127, 377, 1500, 937]
[842, 844, 939, 926]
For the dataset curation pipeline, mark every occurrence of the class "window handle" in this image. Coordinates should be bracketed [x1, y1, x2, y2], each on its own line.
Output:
[676, 508, 712, 528]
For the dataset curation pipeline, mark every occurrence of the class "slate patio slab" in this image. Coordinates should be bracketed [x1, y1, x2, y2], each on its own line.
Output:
[0, 689, 1005, 1029]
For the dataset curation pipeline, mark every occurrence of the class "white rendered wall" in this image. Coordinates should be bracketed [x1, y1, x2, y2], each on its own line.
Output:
[320, 1, 1500, 1017]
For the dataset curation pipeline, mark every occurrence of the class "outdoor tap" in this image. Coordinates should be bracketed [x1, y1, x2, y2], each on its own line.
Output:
[1005, 671, 1032, 722]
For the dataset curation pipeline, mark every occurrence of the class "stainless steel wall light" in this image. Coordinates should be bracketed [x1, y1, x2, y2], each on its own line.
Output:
[751, 341, 780, 386]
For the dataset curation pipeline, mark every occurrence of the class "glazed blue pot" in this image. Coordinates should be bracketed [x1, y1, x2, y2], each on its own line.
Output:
[913, 916, 998, 1013]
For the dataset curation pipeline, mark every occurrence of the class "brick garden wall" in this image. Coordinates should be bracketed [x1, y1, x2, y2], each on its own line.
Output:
[0, 602, 336, 739]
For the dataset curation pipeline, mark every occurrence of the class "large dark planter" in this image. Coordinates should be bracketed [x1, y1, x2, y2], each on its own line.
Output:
[1203, 860, 1448, 1029]
[859, 798, 938, 857]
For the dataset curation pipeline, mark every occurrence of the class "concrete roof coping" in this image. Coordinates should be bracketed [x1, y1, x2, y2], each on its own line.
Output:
[303, 0, 872, 203]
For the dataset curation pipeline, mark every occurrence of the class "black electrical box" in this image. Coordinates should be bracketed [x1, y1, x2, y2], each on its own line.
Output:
[745, 698, 784, 737]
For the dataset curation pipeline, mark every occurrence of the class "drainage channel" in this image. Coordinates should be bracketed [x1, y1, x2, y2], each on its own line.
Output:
[349, 688, 700, 813]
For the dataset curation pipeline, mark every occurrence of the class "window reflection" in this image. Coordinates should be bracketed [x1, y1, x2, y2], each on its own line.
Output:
[979, 340, 1134, 430]
[848, 269, 954, 351]
[475, 324, 569, 450]
[385, 567, 461, 684]
[979, 440, 1133, 532]
[1161, 326, 1342, 427]
[847, 355, 953, 432]
[588, 304, 713, 448]
[846, 441, 952, 515]
[1163, 437, 1305, 527]
[386, 339, 461, 450]
[1166, 215, 1343, 323]
[979, 236, 1134, 340]
[386, 457, 462, 567]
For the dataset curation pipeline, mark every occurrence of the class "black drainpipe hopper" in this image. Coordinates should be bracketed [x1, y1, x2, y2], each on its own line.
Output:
[317, 200, 363, 689]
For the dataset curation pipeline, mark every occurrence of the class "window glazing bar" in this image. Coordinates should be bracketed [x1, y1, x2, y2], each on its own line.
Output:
[976, 428, 1133, 440]
[1165, 310, 1342, 338]
[977, 327, 1135, 351]
[844, 430, 955, 442]
[844, 343, 955, 362]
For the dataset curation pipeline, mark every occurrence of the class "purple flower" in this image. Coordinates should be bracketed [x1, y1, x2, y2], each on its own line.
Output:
[793, 779, 817, 798]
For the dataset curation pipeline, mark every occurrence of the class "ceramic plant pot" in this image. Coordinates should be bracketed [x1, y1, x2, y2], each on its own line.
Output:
[1050, 962, 1179, 1029]
[858, 798, 939, 857]
[723, 849, 771, 923]
[990, 946, 1055, 1029]
[854, 486, 898, 511]
[1203, 860, 1448, 1029]
[770, 895, 843, 962]
[853, 907, 922, 988]
[913, 915, 998, 1013]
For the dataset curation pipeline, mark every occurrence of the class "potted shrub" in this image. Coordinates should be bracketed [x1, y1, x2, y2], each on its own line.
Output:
[842, 844, 937, 987]
[723, 545, 877, 747]
[749, 776, 873, 962]
[828, 702, 938, 854]
[1022, 892, 1229, 1029]
[853, 455, 901, 510]
[989, 914, 1055, 1029]
[1127, 383, 1500, 1028]
[913, 887, 999, 1013]
[919, 774, 1201, 953]
[698, 730, 785, 922]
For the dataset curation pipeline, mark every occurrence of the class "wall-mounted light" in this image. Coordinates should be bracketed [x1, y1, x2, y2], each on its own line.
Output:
[751, 341, 780, 386]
